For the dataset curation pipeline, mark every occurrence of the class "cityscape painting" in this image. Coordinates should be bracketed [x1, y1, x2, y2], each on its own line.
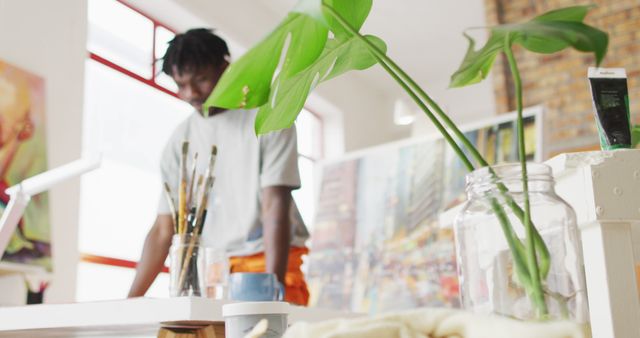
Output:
[307, 108, 542, 313]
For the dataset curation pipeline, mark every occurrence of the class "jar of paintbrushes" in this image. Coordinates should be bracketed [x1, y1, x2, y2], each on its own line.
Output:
[169, 233, 205, 297]
[166, 141, 218, 297]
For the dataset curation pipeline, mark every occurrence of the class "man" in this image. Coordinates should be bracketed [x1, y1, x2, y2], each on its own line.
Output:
[128, 28, 310, 305]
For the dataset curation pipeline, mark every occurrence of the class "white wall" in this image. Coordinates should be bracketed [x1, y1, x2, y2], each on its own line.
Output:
[0, 0, 87, 302]
[314, 75, 411, 152]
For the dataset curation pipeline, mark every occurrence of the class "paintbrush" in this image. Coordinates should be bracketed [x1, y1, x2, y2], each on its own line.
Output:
[178, 141, 189, 234]
[187, 152, 198, 208]
[186, 207, 196, 233]
[203, 145, 217, 185]
[198, 177, 214, 230]
[194, 145, 217, 230]
[193, 174, 204, 209]
[163, 182, 178, 233]
[191, 146, 216, 234]
[198, 210, 208, 235]
[193, 176, 214, 234]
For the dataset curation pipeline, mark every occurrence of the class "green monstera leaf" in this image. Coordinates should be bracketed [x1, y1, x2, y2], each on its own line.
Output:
[450, 5, 608, 88]
[204, 13, 327, 110]
[255, 35, 386, 134]
[204, 0, 375, 128]
[324, 0, 372, 39]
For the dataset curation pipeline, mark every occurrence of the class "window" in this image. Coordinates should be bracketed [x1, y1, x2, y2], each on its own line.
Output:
[78, 0, 187, 301]
[87, 0, 154, 78]
[294, 109, 323, 230]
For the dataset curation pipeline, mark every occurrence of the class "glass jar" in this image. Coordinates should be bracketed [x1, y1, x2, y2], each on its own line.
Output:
[169, 234, 205, 297]
[454, 163, 589, 322]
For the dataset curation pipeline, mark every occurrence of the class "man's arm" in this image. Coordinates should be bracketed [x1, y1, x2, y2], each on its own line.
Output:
[128, 214, 174, 297]
[261, 186, 293, 284]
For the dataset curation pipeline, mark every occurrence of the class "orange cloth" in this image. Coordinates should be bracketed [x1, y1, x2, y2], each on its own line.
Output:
[229, 247, 310, 306]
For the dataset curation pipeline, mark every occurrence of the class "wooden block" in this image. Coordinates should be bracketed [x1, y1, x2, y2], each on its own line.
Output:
[157, 327, 198, 338]
[158, 328, 168, 338]
[160, 324, 224, 338]
[213, 323, 225, 338]
[175, 333, 196, 338]
[197, 324, 225, 338]
[196, 325, 214, 338]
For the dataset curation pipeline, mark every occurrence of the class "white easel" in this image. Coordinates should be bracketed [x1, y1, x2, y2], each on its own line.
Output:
[0, 157, 100, 256]
[0, 157, 100, 304]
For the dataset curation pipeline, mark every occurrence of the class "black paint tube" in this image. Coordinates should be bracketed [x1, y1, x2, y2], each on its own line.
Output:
[588, 67, 631, 150]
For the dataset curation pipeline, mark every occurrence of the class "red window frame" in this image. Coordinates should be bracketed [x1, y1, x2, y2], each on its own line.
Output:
[88, 0, 179, 99]
[81, 253, 169, 273]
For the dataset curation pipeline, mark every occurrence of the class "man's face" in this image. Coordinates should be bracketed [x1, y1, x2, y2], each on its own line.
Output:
[171, 63, 226, 114]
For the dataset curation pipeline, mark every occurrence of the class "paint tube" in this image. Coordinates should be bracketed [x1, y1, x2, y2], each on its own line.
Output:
[588, 67, 631, 150]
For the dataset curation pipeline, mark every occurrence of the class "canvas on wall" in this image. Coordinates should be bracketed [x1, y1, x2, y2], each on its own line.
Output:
[0, 60, 51, 269]
[307, 108, 542, 313]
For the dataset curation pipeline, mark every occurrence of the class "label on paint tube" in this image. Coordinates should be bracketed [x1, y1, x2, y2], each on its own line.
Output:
[588, 67, 631, 150]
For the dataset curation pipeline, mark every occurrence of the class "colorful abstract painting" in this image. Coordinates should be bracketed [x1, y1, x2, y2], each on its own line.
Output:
[0, 60, 51, 269]
[308, 109, 542, 313]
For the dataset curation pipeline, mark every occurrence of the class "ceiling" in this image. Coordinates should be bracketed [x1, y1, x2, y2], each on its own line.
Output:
[264, 0, 487, 87]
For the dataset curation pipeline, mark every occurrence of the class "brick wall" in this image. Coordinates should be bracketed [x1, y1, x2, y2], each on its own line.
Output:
[483, 0, 640, 157]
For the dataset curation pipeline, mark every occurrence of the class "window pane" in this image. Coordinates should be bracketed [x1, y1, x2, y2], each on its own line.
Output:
[80, 59, 191, 261]
[293, 157, 316, 230]
[154, 26, 178, 92]
[296, 109, 322, 159]
[76, 262, 168, 301]
[88, 0, 154, 78]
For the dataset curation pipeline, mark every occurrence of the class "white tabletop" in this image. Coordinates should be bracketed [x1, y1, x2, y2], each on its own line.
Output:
[0, 297, 358, 337]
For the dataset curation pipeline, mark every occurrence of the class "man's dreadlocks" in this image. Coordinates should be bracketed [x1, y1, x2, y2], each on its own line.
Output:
[161, 28, 229, 76]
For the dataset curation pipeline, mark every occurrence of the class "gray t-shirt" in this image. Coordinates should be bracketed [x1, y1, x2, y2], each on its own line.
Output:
[157, 109, 309, 256]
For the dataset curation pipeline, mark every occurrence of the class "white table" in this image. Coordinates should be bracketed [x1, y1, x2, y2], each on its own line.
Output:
[0, 297, 357, 337]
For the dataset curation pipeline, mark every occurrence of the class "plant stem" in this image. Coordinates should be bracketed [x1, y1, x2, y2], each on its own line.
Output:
[325, 11, 475, 171]
[325, 2, 551, 317]
[322, 3, 535, 294]
[490, 200, 531, 288]
[377, 35, 551, 278]
[321, 4, 551, 279]
[504, 33, 548, 317]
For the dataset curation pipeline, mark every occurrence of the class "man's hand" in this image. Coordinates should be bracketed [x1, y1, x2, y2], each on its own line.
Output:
[261, 186, 293, 284]
[128, 214, 174, 298]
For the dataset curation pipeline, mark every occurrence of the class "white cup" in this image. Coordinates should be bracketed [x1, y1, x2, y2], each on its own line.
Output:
[223, 301, 289, 338]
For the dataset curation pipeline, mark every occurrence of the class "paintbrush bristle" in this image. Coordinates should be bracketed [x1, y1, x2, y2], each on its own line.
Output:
[182, 141, 189, 155]
[204, 145, 218, 180]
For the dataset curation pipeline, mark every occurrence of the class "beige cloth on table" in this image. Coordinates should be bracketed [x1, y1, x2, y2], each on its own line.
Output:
[281, 308, 588, 338]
